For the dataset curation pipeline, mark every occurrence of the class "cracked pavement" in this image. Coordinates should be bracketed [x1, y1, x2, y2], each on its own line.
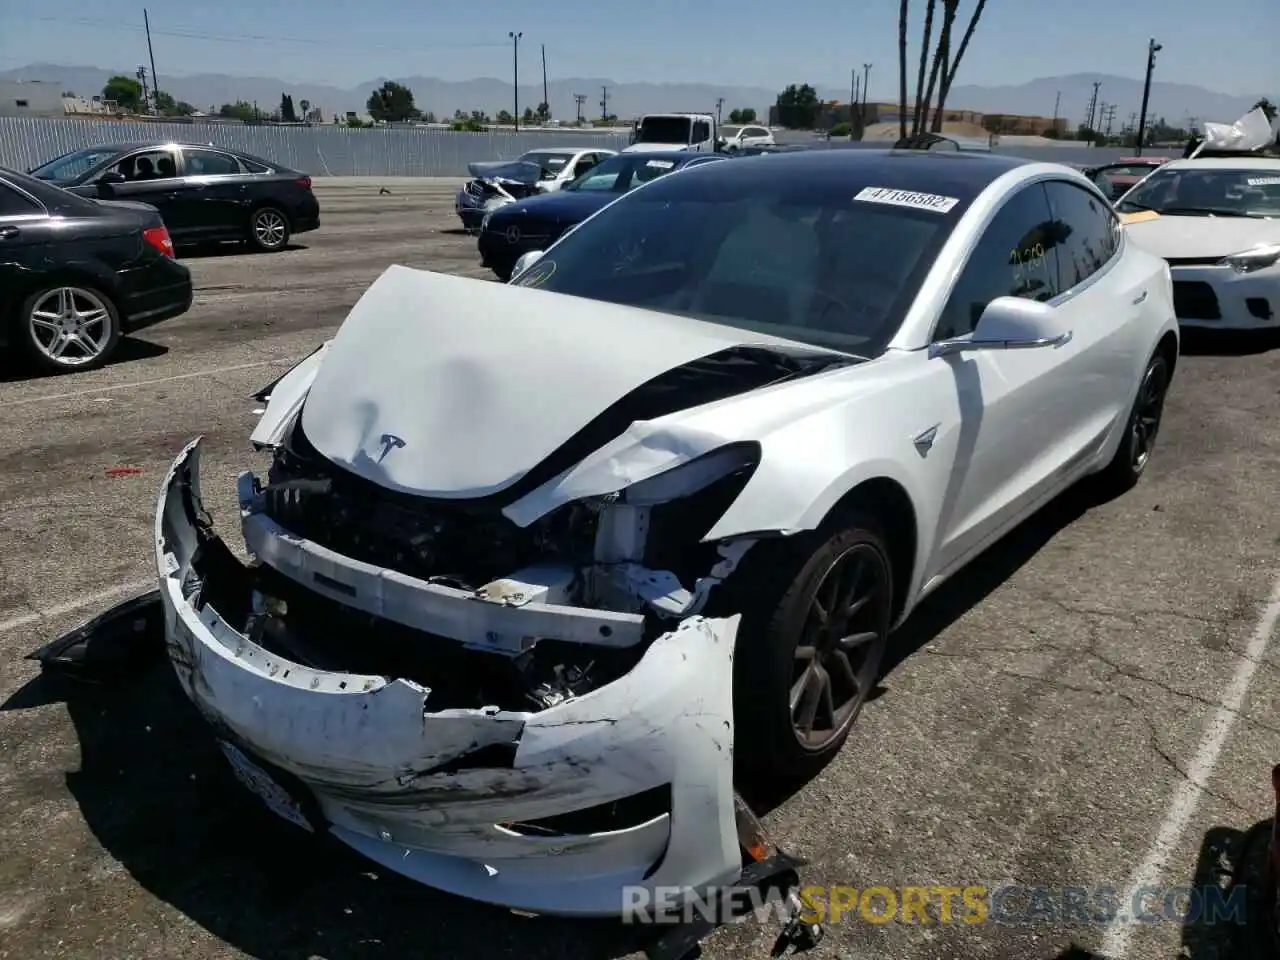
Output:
[0, 179, 1278, 960]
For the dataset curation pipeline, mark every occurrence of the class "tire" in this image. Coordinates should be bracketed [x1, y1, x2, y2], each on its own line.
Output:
[248, 206, 290, 252]
[17, 283, 121, 374]
[1095, 350, 1171, 496]
[493, 265, 513, 283]
[720, 511, 894, 781]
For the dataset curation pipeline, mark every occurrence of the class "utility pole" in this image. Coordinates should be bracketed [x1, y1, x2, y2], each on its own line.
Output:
[600, 85, 609, 123]
[143, 10, 160, 114]
[1103, 104, 1117, 139]
[861, 63, 872, 123]
[509, 31, 522, 131]
[715, 97, 724, 125]
[1135, 37, 1162, 156]
[540, 43, 548, 120]
[1084, 81, 1101, 142]
[1052, 89, 1061, 133]
[573, 93, 586, 124]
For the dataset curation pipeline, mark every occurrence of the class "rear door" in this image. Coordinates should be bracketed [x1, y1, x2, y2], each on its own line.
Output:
[0, 179, 50, 328]
[176, 147, 250, 238]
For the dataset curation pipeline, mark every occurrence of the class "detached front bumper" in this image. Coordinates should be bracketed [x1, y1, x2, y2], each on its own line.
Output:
[155, 438, 744, 916]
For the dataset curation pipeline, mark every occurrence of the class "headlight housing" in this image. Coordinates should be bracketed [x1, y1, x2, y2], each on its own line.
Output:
[1219, 242, 1280, 274]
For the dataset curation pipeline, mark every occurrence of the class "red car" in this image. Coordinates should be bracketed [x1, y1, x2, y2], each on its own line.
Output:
[1084, 156, 1170, 201]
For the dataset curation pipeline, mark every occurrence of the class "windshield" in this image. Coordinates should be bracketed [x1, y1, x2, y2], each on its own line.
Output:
[515, 165, 955, 356]
[635, 116, 692, 144]
[720, 126, 743, 138]
[1117, 167, 1280, 218]
[566, 154, 680, 192]
[28, 146, 121, 182]
[518, 151, 571, 178]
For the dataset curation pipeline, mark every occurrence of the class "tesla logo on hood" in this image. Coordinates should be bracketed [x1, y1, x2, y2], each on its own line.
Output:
[376, 433, 406, 462]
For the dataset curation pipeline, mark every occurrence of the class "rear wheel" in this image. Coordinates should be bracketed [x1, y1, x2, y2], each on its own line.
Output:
[18, 284, 121, 374]
[248, 206, 290, 252]
[1095, 350, 1170, 496]
[723, 512, 893, 780]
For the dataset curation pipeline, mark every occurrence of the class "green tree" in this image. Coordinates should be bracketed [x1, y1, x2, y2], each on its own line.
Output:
[470, 109, 489, 123]
[738, 107, 757, 122]
[1253, 98, 1276, 122]
[728, 109, 742, 123]
[103, 75, 143, 112]
[536, 101, 550, 121]
[366, 81, 419, 122]
[218, 101, 255, 121]
[154, 91, 195, 117]
[496, 109, 513, 124]
[299, 98, 311, 119]
[280, 93, 297, 122]
[774, 84, 820, 129]
[522, 106, 535, 125]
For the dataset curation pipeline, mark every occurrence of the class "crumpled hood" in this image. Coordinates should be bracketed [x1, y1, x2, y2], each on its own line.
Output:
[299, 265, 828, 499]
[1124, 215, 1280, 260]
[488, 189, 614, 226]
[466, 160, 542, 184]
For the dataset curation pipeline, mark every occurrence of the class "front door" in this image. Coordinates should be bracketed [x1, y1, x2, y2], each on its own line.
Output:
[927, 180, 1075, 577]
[76, 147, 189, 236]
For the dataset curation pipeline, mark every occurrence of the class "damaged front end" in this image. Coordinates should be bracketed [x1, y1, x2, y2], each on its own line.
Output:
[456, 161, 547, 230]
[156, 431, 758, 916]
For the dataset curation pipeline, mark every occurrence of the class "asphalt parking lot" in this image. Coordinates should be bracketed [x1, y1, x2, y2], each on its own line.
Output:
[1, 178, 1279, 960]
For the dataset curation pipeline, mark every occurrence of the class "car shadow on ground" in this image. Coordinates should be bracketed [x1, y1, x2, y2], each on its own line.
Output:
[178, 242, 310, 259]
[1, 670, 653, 960]
[1179, 328, 1280, 357]
[440, 227, 477, 236]
[0, 336, 169, 384]
[1178, 821, 1275, 960]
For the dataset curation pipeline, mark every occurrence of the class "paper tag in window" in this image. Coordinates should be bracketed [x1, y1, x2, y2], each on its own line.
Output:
[1246, 176, 1280, 187]
[645, 159, 675, 169]
[1118, 210, 1161, 224]
[853, 186, 958, 213]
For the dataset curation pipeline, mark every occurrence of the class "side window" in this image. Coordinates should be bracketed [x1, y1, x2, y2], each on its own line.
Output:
[109, 148, 179, 182]
[935, 183, 1059, 341]
[0, 181, 44, 217]
[240, 157, 271, 174]
[692, 120, 710, 143]
[184, 149, 242, 176]
[1043, 180, 1115, 291]
[572, 154, 597, 178]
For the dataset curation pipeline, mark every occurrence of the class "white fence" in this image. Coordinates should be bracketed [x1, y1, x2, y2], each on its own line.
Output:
[0, 117, 633, 177]
[0, 116, 1181, 177]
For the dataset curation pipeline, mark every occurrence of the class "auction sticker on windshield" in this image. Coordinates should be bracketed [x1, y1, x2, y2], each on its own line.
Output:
[645, 160, 675, 169]
[1247, 177, 1280, 187]
[854, 186, 959, 214]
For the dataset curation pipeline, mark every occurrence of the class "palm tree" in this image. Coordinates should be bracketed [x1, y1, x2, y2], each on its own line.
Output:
[897, 0, 910, 140]
[930, 0, 989, 131]
[920, 0, 959, 134]
[911, 0, 937, 137]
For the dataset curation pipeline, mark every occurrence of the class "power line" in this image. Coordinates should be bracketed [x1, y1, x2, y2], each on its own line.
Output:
[11, 15, 508, 51]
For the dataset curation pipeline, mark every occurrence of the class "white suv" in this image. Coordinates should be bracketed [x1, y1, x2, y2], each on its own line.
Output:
[719, 124, 775, 151]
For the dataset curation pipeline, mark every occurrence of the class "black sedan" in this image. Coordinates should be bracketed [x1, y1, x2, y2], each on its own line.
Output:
[0, 165, 193, 373]
[26, 142, 320, 252]
[478, 150, 729, 280]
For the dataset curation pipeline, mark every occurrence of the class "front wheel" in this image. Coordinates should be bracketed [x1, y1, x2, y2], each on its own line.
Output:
[248, 206, 290, 252]
[1095, 350, 1171, 496]
[723, 513, 894, 781]
[18, 284, 121, 374]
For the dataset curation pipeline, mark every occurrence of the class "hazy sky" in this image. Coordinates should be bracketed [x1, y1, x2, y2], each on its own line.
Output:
[2, 0, 1275, 95]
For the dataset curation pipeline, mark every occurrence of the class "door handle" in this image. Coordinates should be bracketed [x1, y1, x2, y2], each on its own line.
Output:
[1132, 290, 1148, 305]
[0, 225, 18, 240]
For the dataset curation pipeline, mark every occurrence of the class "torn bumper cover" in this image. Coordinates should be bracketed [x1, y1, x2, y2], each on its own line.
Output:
[155, 438, 744, 916]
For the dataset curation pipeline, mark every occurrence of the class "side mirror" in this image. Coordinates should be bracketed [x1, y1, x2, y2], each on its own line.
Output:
[97, 170, 126, 195]
[930, 297, 1072, 358]
[510, 250, 544, 281]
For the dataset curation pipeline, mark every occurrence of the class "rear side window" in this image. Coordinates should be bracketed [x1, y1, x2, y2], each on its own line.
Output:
[1043, 180, 1117, 290]
[240, 157, 271, 173]
[936, 183, 1058, 340]
[0, 181, 43, 216]
[692, 120, 710, 143]
[184, 149, 241, 176]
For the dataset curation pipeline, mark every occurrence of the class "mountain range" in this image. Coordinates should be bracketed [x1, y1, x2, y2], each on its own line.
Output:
[2, 64, 1265, 128]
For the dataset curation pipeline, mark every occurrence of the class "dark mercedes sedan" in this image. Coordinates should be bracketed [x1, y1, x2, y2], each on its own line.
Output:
[478, 150, 729, 280]
[27, 142, 320, 252]
[1, 165, 192, 373]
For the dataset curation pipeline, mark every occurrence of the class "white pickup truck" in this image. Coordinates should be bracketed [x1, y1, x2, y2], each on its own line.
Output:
[622, 112, 720, 153]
